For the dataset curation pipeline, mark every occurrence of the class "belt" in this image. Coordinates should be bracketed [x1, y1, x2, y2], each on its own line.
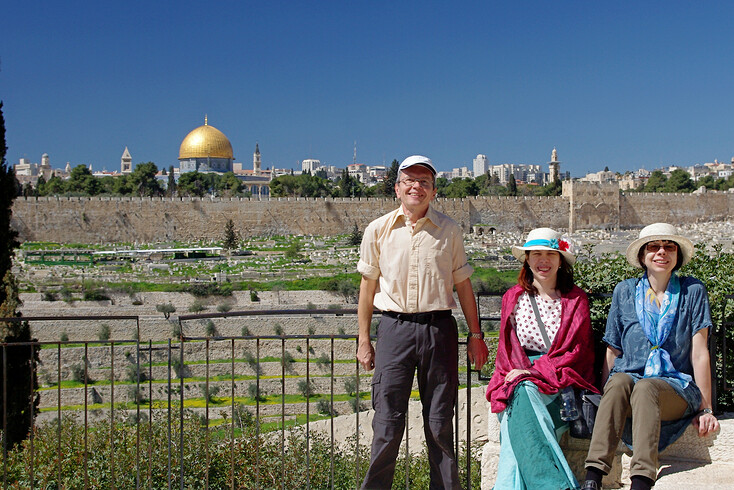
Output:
[382, 310, 452, 324]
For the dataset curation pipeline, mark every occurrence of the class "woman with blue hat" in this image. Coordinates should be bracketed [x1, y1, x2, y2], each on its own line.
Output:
[486, 227, 598, 489]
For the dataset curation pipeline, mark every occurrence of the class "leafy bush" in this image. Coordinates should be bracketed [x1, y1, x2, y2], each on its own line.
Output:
[273, 323, 284, 336]
[125, 364, 147, 383]
[97, 323, 111, 341]
[0, 411, 481, 488]
[250, 290, 260, 302]
[42, 291, 58, 301]
[185, 282, 233, 297]
[316, 354, 331, 370]
[317, 399, 335, 416]
[60, 286, 74, 302]
[156, 303, 176, 319]
[84, 288, 110, 301]
[60, 331, 69, 342]
[247, 383, 265, 402]
[216, 303, 233, 313]
[297, 379, 315, 399]
[205, 320, 218, 337]
[199, 383, 221, 402]
[281, 351, 295, 367]
[70, 361, 92, 383]
[241, 326, 252, 336]
[188, 299, 206, 313]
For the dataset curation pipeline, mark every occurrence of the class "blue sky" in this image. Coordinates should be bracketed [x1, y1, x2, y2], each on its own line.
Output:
[2, 1, 733, 176]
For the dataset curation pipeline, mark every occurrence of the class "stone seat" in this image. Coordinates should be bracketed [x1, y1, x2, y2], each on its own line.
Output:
[481, 412, 730, 489]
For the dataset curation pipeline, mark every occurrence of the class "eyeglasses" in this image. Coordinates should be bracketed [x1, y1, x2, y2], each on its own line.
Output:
[399, 178, 434, 189]
[645, 242, 677, 253]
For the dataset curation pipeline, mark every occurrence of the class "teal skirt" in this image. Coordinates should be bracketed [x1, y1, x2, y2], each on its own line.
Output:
[494, 380, 578, 490]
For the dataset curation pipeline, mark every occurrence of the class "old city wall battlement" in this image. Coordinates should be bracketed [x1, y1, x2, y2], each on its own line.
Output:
[10, 183, 734, 243]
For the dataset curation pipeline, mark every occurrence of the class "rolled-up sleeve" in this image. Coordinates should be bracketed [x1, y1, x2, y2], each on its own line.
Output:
[357, 222, 381, 280]
[450, 226, 473, 284]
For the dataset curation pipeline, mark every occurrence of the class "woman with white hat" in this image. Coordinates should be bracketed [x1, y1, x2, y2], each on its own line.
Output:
[582, 223, 720, 490]
[486, 228, 598, 489]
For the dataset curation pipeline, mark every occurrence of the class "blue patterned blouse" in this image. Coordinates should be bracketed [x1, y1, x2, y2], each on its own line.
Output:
[603, 276, 712, 450]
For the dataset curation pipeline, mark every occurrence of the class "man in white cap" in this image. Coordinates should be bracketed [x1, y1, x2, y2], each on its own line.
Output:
[357, 155, 489, 489]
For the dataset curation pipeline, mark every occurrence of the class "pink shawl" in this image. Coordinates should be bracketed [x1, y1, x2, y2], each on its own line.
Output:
[485, 284, 599, 413]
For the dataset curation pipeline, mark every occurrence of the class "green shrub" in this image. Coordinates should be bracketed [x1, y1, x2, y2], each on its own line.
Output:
[0, 411, 480, 488]
[185, 282, 233, 297]
[316, 354, 331, 370]
[97, 323, 111, 341]
[247, 382, 265, 402]
[156, 303, 176, 319]
[60, 331, 69, 342]
[317, 399, 335, 416]
[84, 288, 110, 301]
[241, 326, 252, 336]
[188, 299, 206, 312]
[250, 290, 260, 302]
[199, 383, 221, 402]
[273, 323, 284, 336]
[70, 362, 91, 383]
[281, 351, 295, 367]
[42, 291, 58, 301]
[60, 286, 74, 302]
[216, 303, 233, 313]
[297, 379, 315, 399]
[125, 364, 147, 383]
[205, 320, 218, 337]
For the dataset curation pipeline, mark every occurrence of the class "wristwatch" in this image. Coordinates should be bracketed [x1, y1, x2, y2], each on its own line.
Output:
[700, 408, 713, 415]
[468, 332, 484, 340]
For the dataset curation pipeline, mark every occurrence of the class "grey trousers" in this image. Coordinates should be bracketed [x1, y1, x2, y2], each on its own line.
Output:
[585, 373, 688, 481]
[361, 312, 460, 490]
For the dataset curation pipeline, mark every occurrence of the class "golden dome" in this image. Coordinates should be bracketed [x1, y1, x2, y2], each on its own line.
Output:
[178, 118, 234, 160]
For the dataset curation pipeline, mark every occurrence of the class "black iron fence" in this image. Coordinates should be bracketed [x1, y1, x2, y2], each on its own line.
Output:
[0, 309, 491, 489]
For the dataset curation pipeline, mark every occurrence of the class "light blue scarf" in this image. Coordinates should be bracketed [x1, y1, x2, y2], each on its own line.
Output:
[634, 273, 691, 388]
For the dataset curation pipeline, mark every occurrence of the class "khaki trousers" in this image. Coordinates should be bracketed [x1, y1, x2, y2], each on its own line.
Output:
[585, 373, 688, 481]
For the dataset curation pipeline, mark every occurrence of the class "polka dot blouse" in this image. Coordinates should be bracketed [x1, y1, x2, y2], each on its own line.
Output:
[510, 292, 562, 353]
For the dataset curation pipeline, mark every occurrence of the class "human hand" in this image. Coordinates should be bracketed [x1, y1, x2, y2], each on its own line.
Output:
[693, 412, 720, 437]
[468, 337, 489, 370]
[505, 369, 531, 383]
[357, 341, 375, 371]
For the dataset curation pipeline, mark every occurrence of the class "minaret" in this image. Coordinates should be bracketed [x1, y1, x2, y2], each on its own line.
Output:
[121, 147, 132, 174]
[253, 143, 261, 175]
[548, 147, 561, 183]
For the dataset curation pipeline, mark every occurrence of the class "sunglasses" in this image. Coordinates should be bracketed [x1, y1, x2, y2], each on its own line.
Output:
[645, 242, 677, 253]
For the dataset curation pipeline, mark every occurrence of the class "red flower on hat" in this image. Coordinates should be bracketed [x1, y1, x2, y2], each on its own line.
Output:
[558, 240, 569, 252]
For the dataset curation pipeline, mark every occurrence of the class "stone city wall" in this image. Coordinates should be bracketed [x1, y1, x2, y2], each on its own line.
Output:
[10, 187, 734, 244]
[620, 192, 734, 228]
[11, 195, 569, 243]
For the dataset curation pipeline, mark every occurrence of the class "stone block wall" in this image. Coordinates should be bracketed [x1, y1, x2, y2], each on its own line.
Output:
[10, 189, 734, 244]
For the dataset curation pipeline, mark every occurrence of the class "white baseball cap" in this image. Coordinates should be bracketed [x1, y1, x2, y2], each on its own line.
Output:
[398, 155, 437, 176]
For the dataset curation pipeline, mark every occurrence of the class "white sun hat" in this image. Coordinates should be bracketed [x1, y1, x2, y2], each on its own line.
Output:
[625, 223, 694, 268]
[511, 228, 575, 265]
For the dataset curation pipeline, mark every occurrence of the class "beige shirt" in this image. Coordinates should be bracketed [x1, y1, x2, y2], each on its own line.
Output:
[357, 206, 473, 313]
